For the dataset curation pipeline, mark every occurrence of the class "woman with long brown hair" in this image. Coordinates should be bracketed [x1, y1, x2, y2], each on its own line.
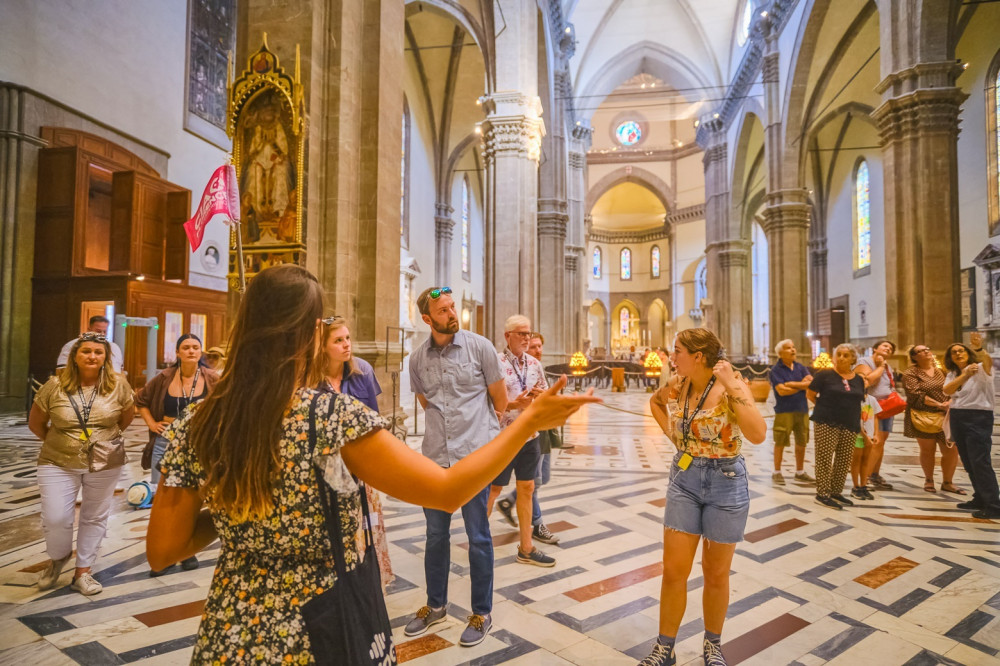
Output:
[311, 315, 394, 587]
[146, 264, 598, 664]
[645, 328, 766, 666]
[29, 333, 135, 596]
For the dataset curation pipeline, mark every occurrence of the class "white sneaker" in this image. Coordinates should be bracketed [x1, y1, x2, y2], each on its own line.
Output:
[37, 554, 72, 590]
[71, 572, 103, 596]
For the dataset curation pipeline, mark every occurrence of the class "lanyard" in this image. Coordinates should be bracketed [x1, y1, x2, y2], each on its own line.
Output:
[680, 376, 716, 447]
[179, 367, 201, 411]
[508, 350, 528, 392]
[74, 386, 98, 424]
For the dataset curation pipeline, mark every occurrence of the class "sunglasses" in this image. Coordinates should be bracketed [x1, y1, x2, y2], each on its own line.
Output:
[430, 287, 452, 299]
[321, 316, 343, 326]
[79, 332, 107, 343]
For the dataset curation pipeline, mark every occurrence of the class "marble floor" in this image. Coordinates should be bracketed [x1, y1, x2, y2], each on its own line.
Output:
[2, 390, 1000, 665]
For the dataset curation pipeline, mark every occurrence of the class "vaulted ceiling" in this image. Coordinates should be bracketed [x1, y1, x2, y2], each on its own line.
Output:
[565, 0, 747, 123]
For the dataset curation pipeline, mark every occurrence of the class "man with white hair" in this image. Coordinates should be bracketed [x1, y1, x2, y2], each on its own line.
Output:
[769, 339, 814, 485]
[486, 315, 555, 567]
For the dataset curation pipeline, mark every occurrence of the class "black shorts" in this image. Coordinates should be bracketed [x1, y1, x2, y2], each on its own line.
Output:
[491, 436, 541, 487]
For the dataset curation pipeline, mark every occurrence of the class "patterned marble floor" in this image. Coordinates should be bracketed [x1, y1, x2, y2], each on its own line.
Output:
[2, 391, 1000, 665]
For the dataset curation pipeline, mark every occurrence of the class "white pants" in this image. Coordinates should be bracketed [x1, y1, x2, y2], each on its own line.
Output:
[36, 464, 119, 568]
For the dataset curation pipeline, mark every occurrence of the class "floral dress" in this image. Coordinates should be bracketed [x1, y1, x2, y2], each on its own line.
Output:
[664, 380, 743, 458]
[160, 388, 388, 665]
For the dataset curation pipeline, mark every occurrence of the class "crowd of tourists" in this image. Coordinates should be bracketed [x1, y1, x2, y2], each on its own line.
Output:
[25, 266, 999, 666]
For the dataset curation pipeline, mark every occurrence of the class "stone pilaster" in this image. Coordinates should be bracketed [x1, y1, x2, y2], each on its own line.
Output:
[699, 119, 752, 358]
[537, 201, 567, 363]
[567, 124, 592, 353]
[760, 189, 810, 355]
[872, 61, 967, 349]
[482, 92, 544, 344]
[433, 202, 454, 286]
[808, 237, 827, 331]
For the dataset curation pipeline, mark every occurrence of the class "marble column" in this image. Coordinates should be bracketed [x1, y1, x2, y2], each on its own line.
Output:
[700, 119, 752, 358]
[872, 61, 966, 349]
[760, 189, 811, 354]
[434, 202, 454, 286]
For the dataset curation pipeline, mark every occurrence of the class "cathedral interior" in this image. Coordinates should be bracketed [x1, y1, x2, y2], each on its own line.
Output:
[2, 0, 1000, 664]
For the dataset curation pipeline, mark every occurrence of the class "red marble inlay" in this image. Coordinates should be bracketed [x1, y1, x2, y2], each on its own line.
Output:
[724, 612, 811, 665]
[133, 598, 207, 627]
[564, 562, 663, 602]
[743, 518, 809, 544]
[397, 633, 452, 663]
[854, 556, 919, 589]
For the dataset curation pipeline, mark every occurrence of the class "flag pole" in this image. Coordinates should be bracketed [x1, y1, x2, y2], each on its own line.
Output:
[234, 221, 247, 295]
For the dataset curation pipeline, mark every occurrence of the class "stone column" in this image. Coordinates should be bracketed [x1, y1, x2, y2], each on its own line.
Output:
[247, 0, 406, 415]
[567, 125, 591, 354]
[699, 119, 752, 358]
[537, 204, 567, 360]
[760, 189, 810, 354]
[482, 96, 543, 345]
[808, 236, 828, 331]
[872, 61, 966, 349]
[433, 202, 454, 286]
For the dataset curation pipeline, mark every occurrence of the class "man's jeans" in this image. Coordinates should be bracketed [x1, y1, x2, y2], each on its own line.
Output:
[423, 486, 493, 615]
[503, 451, 552, 526]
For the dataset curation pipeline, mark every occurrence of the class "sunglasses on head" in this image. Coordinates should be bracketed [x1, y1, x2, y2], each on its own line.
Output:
[321, 316, 343, 326]
[79, 332, 107, 343]
[430, 287, 452, 299]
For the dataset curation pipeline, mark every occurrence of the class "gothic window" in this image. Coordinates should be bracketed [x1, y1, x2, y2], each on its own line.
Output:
[620, 307, 630, 337]
[401, 100, 411, 248]
[461, 176, 470, 279]
[738, 0, 754, 46]
[615, 121, 642, 147]
[695, 258, 707, 306]
[988, 53, 1000, 236]
[184, 0, 236, 147]
[593, 247, 602, 279]
[854, 159, 871, 271]
[651, 245, 661, 278]
[620, 247, 632, 280]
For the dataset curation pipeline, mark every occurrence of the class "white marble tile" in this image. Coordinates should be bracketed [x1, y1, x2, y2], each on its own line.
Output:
[555, 637, 633, 665]
[46, 616, 147, 649]
[0, 617, 42, 651]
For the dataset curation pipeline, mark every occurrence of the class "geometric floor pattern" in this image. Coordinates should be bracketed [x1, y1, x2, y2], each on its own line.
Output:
[1, 389, 999, 664]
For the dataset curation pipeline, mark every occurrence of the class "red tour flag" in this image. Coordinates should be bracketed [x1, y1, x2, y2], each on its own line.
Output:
[183, 164, 241, 252]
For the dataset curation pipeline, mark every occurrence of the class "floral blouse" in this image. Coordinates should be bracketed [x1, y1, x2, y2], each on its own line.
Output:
[160, 387, 388, 665]
[665, 380, 743, 458]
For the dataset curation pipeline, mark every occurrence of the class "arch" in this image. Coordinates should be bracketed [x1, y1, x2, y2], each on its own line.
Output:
[574, 40, 716, 126]
[588, 299, 608, 349]
[404, 0, 494, 92]
[586, 166, 674, 215]
[730, 111, 767, 242]
[611, 299, 641, 351]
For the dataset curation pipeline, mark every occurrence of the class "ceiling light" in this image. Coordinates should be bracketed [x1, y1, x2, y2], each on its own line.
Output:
[641, 83, 647, 89]
[713, 113, 719, 118]
[694, 120, 700, 127]
[761, 10, 768, 17]
[474, 126, 482, 134]
[962, 62, 969, 70]
[565, 26, 571, 33]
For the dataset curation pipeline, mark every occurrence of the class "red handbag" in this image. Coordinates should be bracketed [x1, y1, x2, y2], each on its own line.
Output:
[877, 370, 906, 418]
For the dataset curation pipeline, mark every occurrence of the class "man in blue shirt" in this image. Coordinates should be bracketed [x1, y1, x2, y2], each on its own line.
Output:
[770, 339, 814, 485]
[403, 287, 508, 647]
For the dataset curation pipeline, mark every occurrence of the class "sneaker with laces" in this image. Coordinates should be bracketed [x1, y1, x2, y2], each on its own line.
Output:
[496, 498, 517, 527]
[517, 547, 556, 567]
[70, 572, 102, 596]
[37, 553, 72, 590]
[814, 495, 842, 510]
[870, 474, 893, 491]
[771, 471, 785, 485]
[850, 487, 866, 501]
[831, 493, 854, 506]
[637, 641, 676, 666]
[794, 470, 815, 483]
[532, 523, 560, 545]
[403, 605, 447, 636]
[860, 487, 875, 500]
[703, 638, 728, 666]
[458, 614, 491, 647]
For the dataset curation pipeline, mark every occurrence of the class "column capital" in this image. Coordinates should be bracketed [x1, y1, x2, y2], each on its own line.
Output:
[762, 51, 780, 83]
[538, 211, 569, 239]
[565, 254, 578, 272]
[761, 189, 810, 234]
[872, 85, 968, 144]
[435, 202, 455, 241]
[702, 142, 727, 168]
[481, 93, 545, 164]
[568, 150, 586, 169]
[707, 239, 751, 268]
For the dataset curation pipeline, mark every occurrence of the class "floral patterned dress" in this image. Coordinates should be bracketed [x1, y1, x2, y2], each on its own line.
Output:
[160, 388, 388, 665]
[664, 380, 743, 458]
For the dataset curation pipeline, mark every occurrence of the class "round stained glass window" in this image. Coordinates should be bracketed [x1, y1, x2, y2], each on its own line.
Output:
[615, 120, 642, 146]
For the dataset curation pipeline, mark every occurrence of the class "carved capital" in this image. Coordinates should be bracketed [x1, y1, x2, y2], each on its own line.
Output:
[565, 254, 578, 272]
[568, 151, 585, 169]
[708, 239, 751, 269]
[435, 204, 455, 241]
[483, 116, 545, 163]
[872, 86, 968, 144]
[702, 142, 727, 168]
[760, 189, 811, 234]
[809, 238, 828, 267]
[762, 51, 780, 84]
[538, 211, 568, 238]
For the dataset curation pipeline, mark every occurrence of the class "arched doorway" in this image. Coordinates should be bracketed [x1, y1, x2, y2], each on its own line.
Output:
[648, 298, 669, 348]
[587, 299, 608, 352]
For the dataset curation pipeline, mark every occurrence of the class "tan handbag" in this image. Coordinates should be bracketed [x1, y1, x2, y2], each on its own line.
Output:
[910, 408, 945, 434]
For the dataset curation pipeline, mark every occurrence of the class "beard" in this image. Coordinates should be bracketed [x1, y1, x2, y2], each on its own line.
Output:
[431, 318, 460, 335]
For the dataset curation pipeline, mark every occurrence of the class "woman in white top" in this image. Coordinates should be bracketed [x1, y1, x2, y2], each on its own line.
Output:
[943, 333, 1000, 519]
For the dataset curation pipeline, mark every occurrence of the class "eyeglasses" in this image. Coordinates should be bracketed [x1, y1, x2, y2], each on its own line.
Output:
[914, 347, 932, 354]
[321, 316, 343, 326]
[510, 331, 532, 338]
[79, 332, 107, 343]
[429, 287, 452, 299]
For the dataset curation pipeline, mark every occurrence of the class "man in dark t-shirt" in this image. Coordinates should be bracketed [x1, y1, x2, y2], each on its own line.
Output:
[769, 339, 814, 485]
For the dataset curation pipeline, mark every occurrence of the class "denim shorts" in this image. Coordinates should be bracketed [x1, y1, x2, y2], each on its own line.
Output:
[877, 415, 894, 434]
[663, 453, 750, 544]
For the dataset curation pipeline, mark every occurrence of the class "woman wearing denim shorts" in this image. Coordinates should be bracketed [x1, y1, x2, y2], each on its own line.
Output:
[642, 328, 766, 666]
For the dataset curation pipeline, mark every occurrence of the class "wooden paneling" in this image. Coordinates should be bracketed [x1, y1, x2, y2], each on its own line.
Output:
[40, 127, 159, 177]
[165, 191, 191, 281]
[33, 148, 78, 277]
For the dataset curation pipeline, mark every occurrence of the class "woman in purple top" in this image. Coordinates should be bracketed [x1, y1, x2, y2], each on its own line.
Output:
[311, 315, 393, 586]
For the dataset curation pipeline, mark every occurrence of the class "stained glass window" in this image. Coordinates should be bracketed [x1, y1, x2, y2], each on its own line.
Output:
[651, 245, 661, 278]
[615, 121, 642, 146]
[593, 247, 602, 279]
[620, 308, 630, 337]
[855, 160, 871, 270]
[620, 247, 632, 280]
[461, 177, 470, 276]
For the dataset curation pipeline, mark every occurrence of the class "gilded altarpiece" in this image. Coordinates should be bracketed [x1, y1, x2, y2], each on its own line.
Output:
[226, 37, 306, 290]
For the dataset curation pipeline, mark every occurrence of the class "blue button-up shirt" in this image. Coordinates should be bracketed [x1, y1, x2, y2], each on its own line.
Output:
[409, 329, 503, 467]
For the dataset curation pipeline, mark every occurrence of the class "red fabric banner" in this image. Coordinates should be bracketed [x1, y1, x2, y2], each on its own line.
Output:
[183, 164, 241, 252]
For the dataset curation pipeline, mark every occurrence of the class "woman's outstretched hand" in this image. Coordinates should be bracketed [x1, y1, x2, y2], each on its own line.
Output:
[522, 375, 601, 431]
